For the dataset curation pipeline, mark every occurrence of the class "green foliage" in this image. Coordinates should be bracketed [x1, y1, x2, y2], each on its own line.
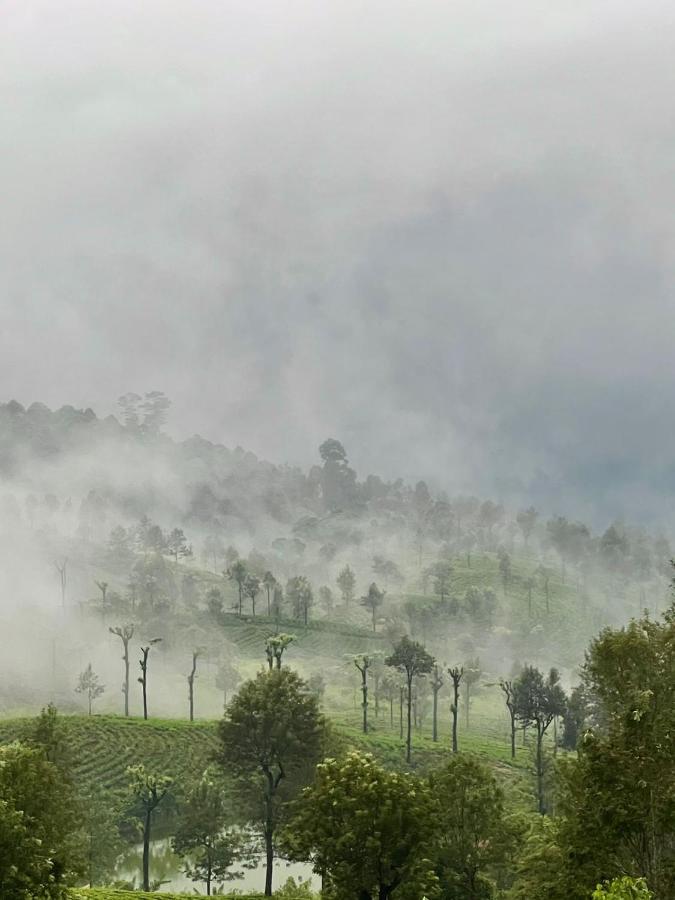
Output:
[285, 751, 439, 900]
[0, 741, 83, 897]
[592, 877, 653, 898]
[429, 755, 513, 899]
[172, 772, 246, 894]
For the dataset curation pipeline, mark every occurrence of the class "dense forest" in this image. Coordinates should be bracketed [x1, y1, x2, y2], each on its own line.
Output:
[0, 395, 672, 900]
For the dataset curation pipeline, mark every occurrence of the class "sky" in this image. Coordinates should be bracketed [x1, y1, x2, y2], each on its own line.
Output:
[2, 1, 675, 526]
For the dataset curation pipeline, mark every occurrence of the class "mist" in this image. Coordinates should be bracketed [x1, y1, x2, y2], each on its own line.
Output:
[2, 1, 675, 527]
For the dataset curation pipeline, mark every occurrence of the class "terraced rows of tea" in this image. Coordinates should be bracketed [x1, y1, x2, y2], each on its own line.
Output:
[0, 715, 219, 796]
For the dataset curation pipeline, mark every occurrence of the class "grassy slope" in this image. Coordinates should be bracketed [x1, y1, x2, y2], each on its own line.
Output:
[0, 715, 219, 797]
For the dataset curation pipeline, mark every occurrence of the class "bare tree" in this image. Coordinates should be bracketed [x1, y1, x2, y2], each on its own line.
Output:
[95, 580, 108, 614]
[430, 664, 444, 742]
[500, 678, 517, 759]
[187, 650, 200, 721]
[109, 624, 134, 716]
[353, 654, 371, 733]
[55, 558, 68, 611]
[447, 666, 463, 753]
[138, 639, 162, 720]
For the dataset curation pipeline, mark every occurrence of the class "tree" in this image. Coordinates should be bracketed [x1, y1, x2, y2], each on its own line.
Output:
[318, 438, 357, 511]
[463, 658, 481, 730]
[524, 576, 536, 618]
[499, 678, 518, 759]
[361, 582, 386, 632]
[55, 557, 67, 611]
[109, 624, 134, 717]
[287, 575, 313, 625]
[216, 669, 324, 896]
[126, 764, 173, 891]
[285, 751, 438, 900]
[592, 877, 653, 899]
[336, 564, 356, 606]
[448, 666, 463, 753]
[536, 564, 553, 615]
[262, 571, 277, 616]
[354, 654, 371, 733]
[138, 638, 162, 720]
[215, 658, 241, 708]
[75, 663, 105, 715]
[244, 573, 262, 617]
[0, 741, 83, 896]
[172, 773, 244, 896]
[318, 585, 334, 615]
[203, 534, 226, 573]
[517, 507, 538, 548]
[513, 665, 566, 814]
[430, 663, 444, 742]
[430, 754, 512, 900]
[498, 550, 511, 596]
[227, 560, 248, 616]
[264, 633, 294, 670]
[81, 785, 126, 888]
[386, 636, 435, 762]
[166, 527, 192, 565]
[187, 650, 200, 721]
[272, 583, 284, 627]
[430, 559, 453, 601]
[94, 579, 108, 613]
[372, 555, 404, 589]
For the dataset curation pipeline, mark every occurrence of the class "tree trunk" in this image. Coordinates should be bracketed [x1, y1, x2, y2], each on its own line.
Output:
[432, 688, 438, 742]
[536, 725, 545, 814]
[406, 675, 413, 763]
[142, 678, 148, 720]
[264, 823, 274, 896]
[361, 668, 368, 734]
[143, 808, 151, 891]
[123, 643, 130, 717]
[399, 687, 404, 739]
[510, 713, 516, 759]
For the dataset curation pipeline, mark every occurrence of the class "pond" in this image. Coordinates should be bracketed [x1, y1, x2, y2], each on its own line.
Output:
[116, 838, 316, 894]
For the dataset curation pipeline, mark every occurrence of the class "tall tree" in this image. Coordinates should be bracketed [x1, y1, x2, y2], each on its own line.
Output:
[430, 663, 444, 742]
[138, 638, 162, 720]
[172, 774, 243, 896]
[336, 564, 356, 606]
[430, 754, 513, 899]
[262, 571, 277, 616]
[513, 665, 567, 814]
[287, 575, 313, 625]
[463, 658, 482, 729]
[126, 764, 172, 891]
[499, 677, 518, 759]
[361, 582, 385, 632]
[386, 636, 434, 762]
[448, 666, 463, 753]
[244, 573, 262, 617]
[353, 654, 371, 733]
[109, 624, 134, 717]
[166, 527, 192, 565]
[187, 650, 200, 721]
[517, 506, 538, 548]
[226, 560, 248, 617]
[216, 669, 324, 896]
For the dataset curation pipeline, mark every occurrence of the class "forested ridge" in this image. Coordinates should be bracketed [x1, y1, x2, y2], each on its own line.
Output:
[0, 395, 671, 899]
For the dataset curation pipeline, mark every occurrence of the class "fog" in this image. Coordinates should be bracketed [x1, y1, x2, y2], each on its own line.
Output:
[2, 1, 675, 527]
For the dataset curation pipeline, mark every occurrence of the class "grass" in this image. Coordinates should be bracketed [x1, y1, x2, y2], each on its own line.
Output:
[0, 714, 219, 797]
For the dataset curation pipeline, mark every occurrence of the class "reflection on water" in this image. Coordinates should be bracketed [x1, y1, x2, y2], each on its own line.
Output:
[116, 838, 315, 893]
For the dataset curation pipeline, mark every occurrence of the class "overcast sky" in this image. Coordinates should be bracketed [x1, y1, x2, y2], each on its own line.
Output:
[2, 1, 675, 526]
